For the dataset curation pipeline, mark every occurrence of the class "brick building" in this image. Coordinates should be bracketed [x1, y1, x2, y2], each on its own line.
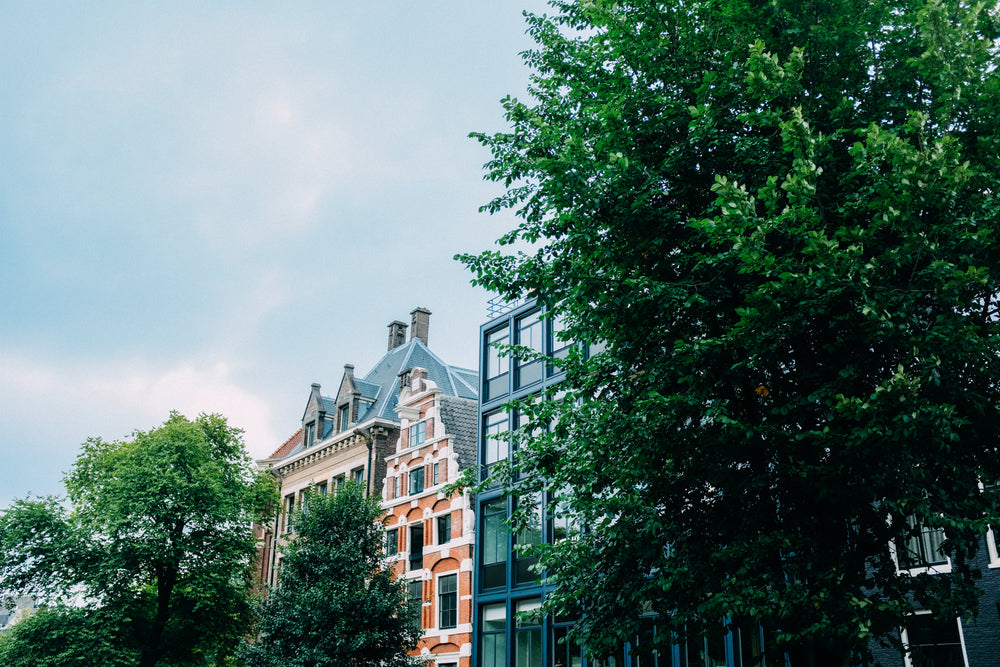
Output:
[383, 365, 478, 667]
[257, 308, 479, 665]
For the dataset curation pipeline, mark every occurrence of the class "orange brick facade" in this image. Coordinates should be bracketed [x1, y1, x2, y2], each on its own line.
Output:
[384, 368, 475, 667]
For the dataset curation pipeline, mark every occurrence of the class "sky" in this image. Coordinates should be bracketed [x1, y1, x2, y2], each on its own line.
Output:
[0, 1, 549, 508]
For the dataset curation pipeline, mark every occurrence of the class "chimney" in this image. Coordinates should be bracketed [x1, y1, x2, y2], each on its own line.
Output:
[387, 320, 408, 351]
[410, 307, 431, 346]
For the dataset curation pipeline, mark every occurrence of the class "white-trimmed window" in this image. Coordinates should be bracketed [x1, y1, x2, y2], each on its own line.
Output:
[901, 613, 968, 667]
[438, 573, 458, 629]
[410, 419, 428, 447]
[386, 528, 399, 557]
[895, 516, 951, 574]
[986, 526, 1000, 568]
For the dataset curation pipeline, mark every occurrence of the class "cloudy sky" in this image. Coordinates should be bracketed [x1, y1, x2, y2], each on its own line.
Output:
[0, 1, 548, 507]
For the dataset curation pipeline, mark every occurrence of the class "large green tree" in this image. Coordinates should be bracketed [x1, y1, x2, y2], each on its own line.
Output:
[0, 412, 275, 667]
[240, 482, 422, 667]
[461, 0, 1000, 664]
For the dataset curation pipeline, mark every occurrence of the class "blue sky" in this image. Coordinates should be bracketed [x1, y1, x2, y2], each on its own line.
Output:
[0, 1, 547, 507]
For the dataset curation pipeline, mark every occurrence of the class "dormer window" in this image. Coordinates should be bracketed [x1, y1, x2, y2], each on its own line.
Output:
[339, 404, 350, 432]
[305, 422, 315, 448]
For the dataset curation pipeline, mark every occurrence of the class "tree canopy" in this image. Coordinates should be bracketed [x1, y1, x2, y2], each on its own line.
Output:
[461, 0, 1000, 663]
[0, 412, 275, 667]
[240, 482, 422, 667]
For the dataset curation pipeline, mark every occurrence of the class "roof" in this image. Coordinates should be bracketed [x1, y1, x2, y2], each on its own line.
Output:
[266, 428, 303, 460]
[264, 337, 479, 464]
[359, 337, 478, 422]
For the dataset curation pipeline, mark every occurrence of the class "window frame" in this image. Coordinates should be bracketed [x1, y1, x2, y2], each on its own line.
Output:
[410, 419, 428, 448]
[515, 309, 543, 389]
[484, 324, 511, 400]
[386, 528, 399, 557]
[894, 515, 951, 574]
[437, 513, 452, 545]
[437, 573, 458, 630]
[410, 466, 426, 495]
[900, 612, 969, 667]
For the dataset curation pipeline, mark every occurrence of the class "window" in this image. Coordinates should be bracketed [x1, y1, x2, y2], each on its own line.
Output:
[284, 494, 295, 534]
[483, 411, 509, 482]
[438, 574, 457, 629]
[902, 614, 968, 667]
[515, 494, 542, 585]
[630, 618, 659, 667]
[550, 487, 581, 542]
[482, 498, 508, 589]
[485, 325, 510, 400]
[549, 312, 571, 361]
[516, 310, 544, 389]
[481, 603, 507, 667]
[515, 598, 543, 667]
[407, 580, 423, 627]
[410, 420, 427, 447]
[552, 617, 583, 667]
[686, 624, 727, 667]
[987, 526, 1000, 567]
[394, 475, 400, 499]
[734, 618, 767, 667]
[386, 528, 399, 557]
[334, 474, 345, 490]
[352, 467, 365, 485]
[305, 422, 315, 448]
[438, 513, 452, 545]
[339, 404, 350, 432]
[898, 516, 948, 570]
[410, 524, 424, 570]
[410, 467, 425, 495]
[317, 481, 328, 496]
[433, 461, 440, 485]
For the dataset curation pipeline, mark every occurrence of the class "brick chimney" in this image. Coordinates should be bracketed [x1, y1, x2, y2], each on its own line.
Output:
[387, 320, 408, 351]
[410, 307, 431, 346]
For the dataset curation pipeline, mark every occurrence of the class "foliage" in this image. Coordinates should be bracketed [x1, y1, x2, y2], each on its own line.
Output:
[0, 412, 276, 667]
[240, 482, 422, 667]
[461, 0, 1000, 664]
[0, 606, 137, 667]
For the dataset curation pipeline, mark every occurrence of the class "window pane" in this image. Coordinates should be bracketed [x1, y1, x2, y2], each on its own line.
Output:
[408, 580, 423, 626]
[515, 599, 543, 667]
[410, 420, 427, 447]
[482, 499, 508, 589]
[487, 327, 510, 378]
[438, 514, 452, 544]
[906, 616, 965, 667]
[410, 467, 425, 495]
[485, 412, 510, 465]
[386, 529, 398, 556]
[439, 574, 457, 629]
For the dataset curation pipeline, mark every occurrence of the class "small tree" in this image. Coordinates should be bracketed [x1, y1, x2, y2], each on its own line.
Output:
[241, 482, 422, 667]
[0, 606, 137, 667]
[0, 412, 276, 667]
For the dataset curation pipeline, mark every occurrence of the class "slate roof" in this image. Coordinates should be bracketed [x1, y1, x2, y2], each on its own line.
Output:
[358, 337, 478, 421]
[265, 337, 479, 464]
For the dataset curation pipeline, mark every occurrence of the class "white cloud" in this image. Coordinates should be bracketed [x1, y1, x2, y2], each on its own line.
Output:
[0, 349, 281, 460]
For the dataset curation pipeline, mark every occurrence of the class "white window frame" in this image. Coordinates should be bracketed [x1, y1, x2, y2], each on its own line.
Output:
[986, 526, 1000, 568]
[436, 572, 458, 630]
[900, 612, 969, 667]
[891, 516, 952, 576]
